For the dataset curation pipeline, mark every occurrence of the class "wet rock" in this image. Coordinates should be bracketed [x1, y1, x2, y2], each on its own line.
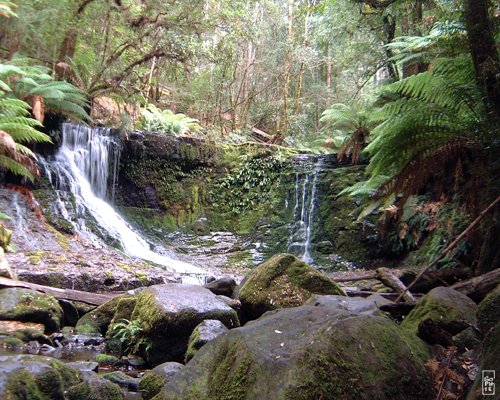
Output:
[102, 370, 139, 391]
[304, 294, 384, 316]
[157, 306, 433, 400]
[66, 370, 123, 400]
[65, 361, 99, 372]
[0, 287, 64, 333]
[402, 286, 477, 336]
[139, 362, 184, 400]
[126, 284, 240, 365]
[239, 253, 345, 321]
[204, 276, 237, 298]
[0, 354, 81, 399]
[185, 319, 228, 362]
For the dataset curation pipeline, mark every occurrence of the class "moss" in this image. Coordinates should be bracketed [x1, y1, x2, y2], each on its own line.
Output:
[5, 370, 47, 400]
[75, 295, 124, 336]
[139, 373, 167, 400]
[476, 284, 500, 335]
[3, 336, 24, 347]
[28, 250, 45, 265]
[95, 353, 120, 366]
[44, 223, 71, 251]
[47, 360, 81, 389]
[66, 379, 122, 400]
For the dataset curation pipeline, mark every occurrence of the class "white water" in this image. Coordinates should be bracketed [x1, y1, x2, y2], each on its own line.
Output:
[42, 123, 204, 275]
[288, 157, 323, 264]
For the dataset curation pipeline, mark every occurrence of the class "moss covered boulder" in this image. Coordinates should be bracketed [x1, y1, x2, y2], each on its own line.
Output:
[402, 286, 477, 336]
[139, 362, 183, 400]
[185, 319, 228, 362]
[75, 295, 127, 336]
[239, 253, 345, 321]
[0, 288, 64, 333]
[66, 371, 123, 400]
[157, 305, 433, 400]
[126, 284, 239, 365]
[0, 355, 82, 399]
[476, 284, 500, 335]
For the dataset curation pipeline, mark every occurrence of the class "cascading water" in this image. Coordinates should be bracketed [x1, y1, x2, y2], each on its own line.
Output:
[287, 157, 324, 264]
[40, 123, 204, 276]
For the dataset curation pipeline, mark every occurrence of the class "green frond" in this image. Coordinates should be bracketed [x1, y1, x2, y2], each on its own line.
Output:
[0, 155, 34, 181]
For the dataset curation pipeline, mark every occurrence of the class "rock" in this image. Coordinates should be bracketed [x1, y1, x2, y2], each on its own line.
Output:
[304, 294, 384, 316]
[402, 286, 477, 336]
[239, 253, 345, 321]
[0, 287, 64, 332]
[193, 217, 210, 235]
[316, 240, 334, 254]
[185, 319, 228, 362]
[466, 321, 500, 400]
[204, 276, 237, 298]
[139, 362, 184, 400]
[0, 320, 45, 337]
[125, 284, 240, 365]
[65, 361, 99, 373]
[157, 306, 433, 400]
[66, 370, 123, 400]
[0, 354, 81, 399]
[75, 295, 127, 336]
[453, 327, 481, 352]
[476, 283, 500, 335]
[95, 354, 120, 366]
[102, 370, 139, 391]
[59, 299, 80, 327]
[0, 247, 16, 279]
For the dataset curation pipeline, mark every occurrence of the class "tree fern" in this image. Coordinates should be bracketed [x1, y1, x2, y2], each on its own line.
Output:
[138, 104, 202, 135]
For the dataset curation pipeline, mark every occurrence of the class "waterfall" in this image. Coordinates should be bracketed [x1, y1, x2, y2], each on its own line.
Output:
[41, 123, 204, 275]
[287, 157, 323, 264]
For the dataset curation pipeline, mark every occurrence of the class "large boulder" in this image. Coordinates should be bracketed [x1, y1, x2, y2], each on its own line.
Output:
[139, 362, 184, 400]
[204, 276, 237, 298]
[185, 319, 228, 362]
[157, 306, 433, 400]
[0, 355, 81, 399]
[123, 284, 240, 365]
[304, 294, 387, 316]
[476, 284, 500, 335]
[75, 295, 128, 336]
[0, 287, 64, 332]
[66, 370, 123, 400]
[402, 286, 477, 336]
[239, 253, 345, 321]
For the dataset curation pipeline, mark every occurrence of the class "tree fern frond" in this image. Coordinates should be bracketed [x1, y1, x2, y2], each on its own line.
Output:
[0, 155, 35, 181]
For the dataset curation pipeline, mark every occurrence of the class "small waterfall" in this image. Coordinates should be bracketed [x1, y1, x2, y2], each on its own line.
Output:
[41, 123, 204, 276]
[287, 157, 324, 264]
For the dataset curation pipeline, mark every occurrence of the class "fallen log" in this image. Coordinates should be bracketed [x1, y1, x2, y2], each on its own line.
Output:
[399, 267, 472, 293]
[375, 267, 415, 304]
[0, 277, 119, 306]
[450, 268, 500, 302]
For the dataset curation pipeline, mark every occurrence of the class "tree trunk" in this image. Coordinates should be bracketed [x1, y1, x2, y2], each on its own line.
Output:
[463, 0, 500, 119]
[451, 268, 500, 302]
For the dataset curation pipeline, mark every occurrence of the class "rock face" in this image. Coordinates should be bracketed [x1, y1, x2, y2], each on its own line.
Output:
[0, 287, 64, 333]
[239, 253, 345, 321]
[0, 355, 82, 400]
[402, 286, 477, 336]
[157, 305, 433, 400]
[185, 319, 228, 362]
[124, 284, 240, 365]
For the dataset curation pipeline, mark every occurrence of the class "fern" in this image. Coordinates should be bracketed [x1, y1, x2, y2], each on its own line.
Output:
[138, 104, 202, 135]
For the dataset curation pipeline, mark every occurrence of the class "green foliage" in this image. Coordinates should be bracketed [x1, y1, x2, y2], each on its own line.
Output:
[320, 102, 374, 163]
[109, 318, 152, 357]
[0, 1, 17, 18]
[138, 104, 202, 135]
[211, 154, 285, 215]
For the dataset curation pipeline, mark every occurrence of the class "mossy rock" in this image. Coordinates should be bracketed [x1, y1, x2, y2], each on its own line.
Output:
[239, 253, 345, 321]
[185, 319, 228, 363]
[0, 355, 82, 400]
[66, 371, 123, 400]
[476, 284, 500, 335]
[157, 306, 433, 400]
[0, 288, 64, 333]
[75, 295, 126, 336]
[139, 373, 167, 400]
[402, 286, 477, 336]
[95, 354, 120, 366]
[129, 284, 240, 366]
